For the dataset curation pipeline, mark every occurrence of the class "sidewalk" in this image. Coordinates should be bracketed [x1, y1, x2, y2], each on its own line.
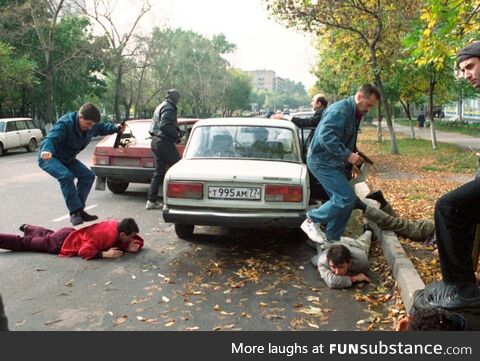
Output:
[382, 122, 480, 150]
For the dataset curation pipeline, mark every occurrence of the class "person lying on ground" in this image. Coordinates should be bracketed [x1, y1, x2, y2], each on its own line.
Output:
[310, 229, 373, 289]
[354, 190, 435, 244]
[0, 218, 143, 260]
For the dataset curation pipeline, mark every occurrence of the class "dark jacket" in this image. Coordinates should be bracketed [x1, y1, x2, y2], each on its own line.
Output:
[40, 112, 119, 164]
[307, 96, 358, 169]
[291, 108, 324, 128]
[0, 295, 8, 331]
[149, 99, 179, 143]
[411, 281, 480, 331]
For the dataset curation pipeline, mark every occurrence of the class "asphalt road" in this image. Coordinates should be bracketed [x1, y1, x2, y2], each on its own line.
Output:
[0, 142, 386, 331]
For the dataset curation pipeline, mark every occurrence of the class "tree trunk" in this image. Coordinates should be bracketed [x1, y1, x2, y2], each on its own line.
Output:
[114, 63, 123, 122]
[399, 98, 415, 139]
[371, 49, 398, 154]
[428, 69, 438, 150]
[376, 100, 383, 142]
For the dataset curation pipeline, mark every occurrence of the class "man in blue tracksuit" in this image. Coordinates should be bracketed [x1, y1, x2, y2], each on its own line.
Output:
[39, 103, 123, 226]
[301, 84, 380, 246]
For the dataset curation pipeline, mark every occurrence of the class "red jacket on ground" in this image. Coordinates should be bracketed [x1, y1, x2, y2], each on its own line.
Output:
[59, 220, 144, 260]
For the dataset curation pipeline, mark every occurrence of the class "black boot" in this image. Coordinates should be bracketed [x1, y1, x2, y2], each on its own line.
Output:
[19, 224, 27, 232]
[354, 197, 367, 212]
[79, 209, 98, 222]
[70, 211, 84, 226]
[365, 190, 388, 208]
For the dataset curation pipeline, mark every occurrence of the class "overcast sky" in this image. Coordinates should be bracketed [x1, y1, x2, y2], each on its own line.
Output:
[86, 0, 318, 88]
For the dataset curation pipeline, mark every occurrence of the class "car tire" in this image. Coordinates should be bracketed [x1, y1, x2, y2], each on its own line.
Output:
[174, 224, 194, 239]
[0, 143, 3, 156]
[106, 180, 129, 194]
[26, 138, 37, 152]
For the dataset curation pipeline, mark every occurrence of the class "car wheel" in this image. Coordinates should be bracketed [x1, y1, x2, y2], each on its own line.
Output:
[174, 224, 194, 239]
[26, 138, 37, 152]
[0, 143, 3, 156]
[106, 180, 129, 194]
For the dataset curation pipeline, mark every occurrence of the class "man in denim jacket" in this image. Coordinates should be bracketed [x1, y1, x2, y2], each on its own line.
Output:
[39, 103, 123, 226]
[301, 84, 380, 245]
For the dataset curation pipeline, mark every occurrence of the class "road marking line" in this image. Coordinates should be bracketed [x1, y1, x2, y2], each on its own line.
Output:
[52, 204, 98, 222]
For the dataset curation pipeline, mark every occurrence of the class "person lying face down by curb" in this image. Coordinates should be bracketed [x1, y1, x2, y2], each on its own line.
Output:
[0, 218, 143, 260]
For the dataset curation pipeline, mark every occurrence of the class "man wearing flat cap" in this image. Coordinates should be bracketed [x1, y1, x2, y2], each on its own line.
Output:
[146, 89, 182, 210]
[427, 41, 480, 310]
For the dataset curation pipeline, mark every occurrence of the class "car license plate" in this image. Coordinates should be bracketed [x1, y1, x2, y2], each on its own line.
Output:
[208, 186, 261, 200]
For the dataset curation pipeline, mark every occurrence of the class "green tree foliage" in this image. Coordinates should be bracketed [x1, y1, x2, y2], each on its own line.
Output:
[222, 69, 253, 116]
[264, 0, 422, 154]
[404, 0, 480, 149]
[0, 42, 36, 116]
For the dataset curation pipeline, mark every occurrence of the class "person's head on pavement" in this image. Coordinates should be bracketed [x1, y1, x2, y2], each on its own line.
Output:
[311, 94, 328, 112]
[396, 308, 464, 331]
[166, 88, 181, 106]
[355, 84, 381, 114]
[326, 245, 352, 276]
[457, 41, 480, 91]
[78, 102, 101, 131]
[118, 218, 141, 252]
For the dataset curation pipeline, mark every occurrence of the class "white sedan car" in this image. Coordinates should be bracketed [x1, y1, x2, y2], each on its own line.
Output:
[162, 118, 310, 239]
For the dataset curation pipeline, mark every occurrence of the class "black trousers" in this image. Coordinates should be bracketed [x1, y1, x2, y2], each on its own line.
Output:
[147, 137, 180, 202]
[435, 179, 480, 285]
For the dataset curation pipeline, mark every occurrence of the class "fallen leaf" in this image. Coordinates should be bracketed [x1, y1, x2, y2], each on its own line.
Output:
[255, 291, 268, 295]
[298, 306, 323, 316]
[220, 311, 235, 316]
[308, 321, 320, 329]
[114, 316, 128, 325]
[213, 304, 221, 311]
[307, 296, 320, 302]
[161, 296, 170, 303]
[185, 326, 200, 331]
[259, 302, 268, 308]
[164, 320, 175, 327]
[65, 280, 74, 287]
[104, 281, 112, 286]
[16, 320, 27, 326]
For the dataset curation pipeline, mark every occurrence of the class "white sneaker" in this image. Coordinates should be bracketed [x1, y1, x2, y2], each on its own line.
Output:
[301, 219, 325, 244]
[146, 200, 162, 210]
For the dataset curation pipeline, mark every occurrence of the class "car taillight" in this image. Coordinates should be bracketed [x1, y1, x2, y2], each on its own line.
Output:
[265, 185, 303, 202]
[93, 155, 109, 165]
[167, 182, 203, 199]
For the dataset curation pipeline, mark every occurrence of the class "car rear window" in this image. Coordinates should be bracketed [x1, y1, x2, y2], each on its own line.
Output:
[0, 121, 5, 133]
[185, 125, 301, 162]
[15, 120, 27, 130]
[26, 120, 37, 129]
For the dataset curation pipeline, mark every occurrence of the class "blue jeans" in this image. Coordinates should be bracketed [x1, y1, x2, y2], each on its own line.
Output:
[306, 157, 355, 241]
[39, 158, 95, 213]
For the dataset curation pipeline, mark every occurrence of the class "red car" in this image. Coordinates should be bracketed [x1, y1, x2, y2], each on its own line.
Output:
[91, 118, 198, 194]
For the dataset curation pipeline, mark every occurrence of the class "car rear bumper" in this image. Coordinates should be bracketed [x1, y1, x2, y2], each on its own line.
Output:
[91, 165, 153, 183]
[162, 206, 306, 228]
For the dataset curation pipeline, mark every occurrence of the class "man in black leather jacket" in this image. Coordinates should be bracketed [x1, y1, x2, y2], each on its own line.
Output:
[290, 94, 328, 128]
[396, 281, 480, 331]
[146, 89, 181, 210]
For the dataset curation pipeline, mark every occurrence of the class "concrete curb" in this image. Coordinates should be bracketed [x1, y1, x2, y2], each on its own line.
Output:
[355, 182, 425, 312]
